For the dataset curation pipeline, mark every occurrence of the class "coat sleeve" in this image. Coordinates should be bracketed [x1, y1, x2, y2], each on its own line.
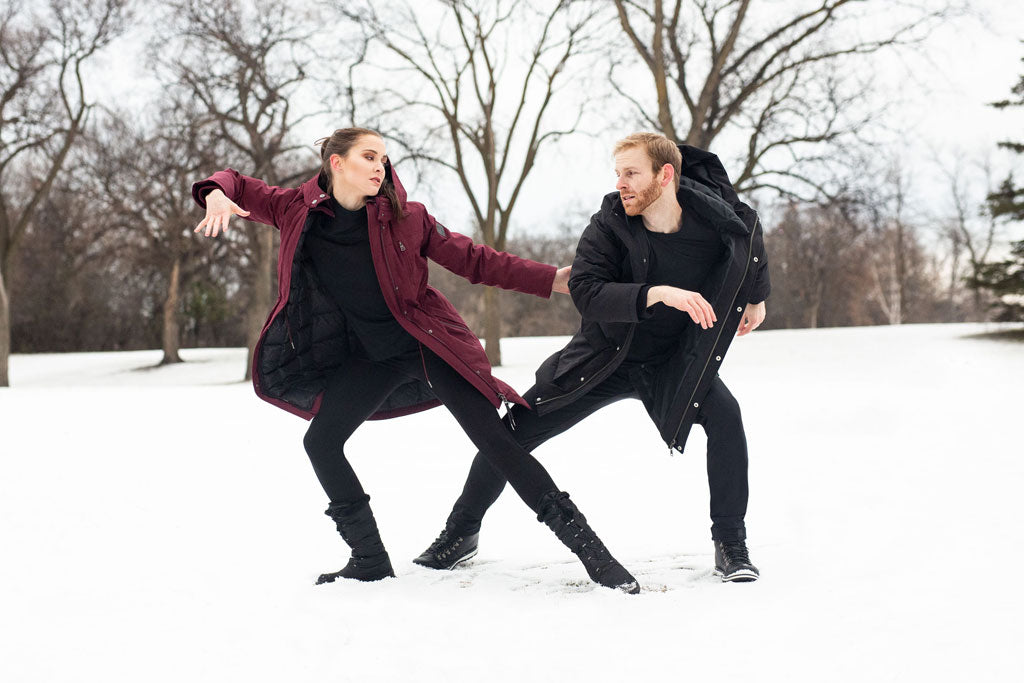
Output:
[191, 168, 297, 230]
[748, 218, 771, 304]
[568, 212, 647, 322]
[421, 209, 555, 298]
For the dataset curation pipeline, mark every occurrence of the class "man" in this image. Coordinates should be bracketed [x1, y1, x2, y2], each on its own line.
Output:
[414, 132, 770, 583]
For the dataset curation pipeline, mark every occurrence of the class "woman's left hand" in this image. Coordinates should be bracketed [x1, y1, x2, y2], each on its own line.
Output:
[552, 266, 572, 295]
[736, 301, 766, 336]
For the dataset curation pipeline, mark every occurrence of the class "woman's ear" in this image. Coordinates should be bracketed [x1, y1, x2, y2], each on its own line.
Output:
[330, 153, 343, 173]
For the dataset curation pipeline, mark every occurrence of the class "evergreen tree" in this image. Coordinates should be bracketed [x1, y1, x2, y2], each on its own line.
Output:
[973, 49, 1024, 320]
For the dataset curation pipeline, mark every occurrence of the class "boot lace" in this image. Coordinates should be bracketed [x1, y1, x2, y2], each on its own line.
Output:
[721, 541, 751, 566]
[425, 526, 464, 560]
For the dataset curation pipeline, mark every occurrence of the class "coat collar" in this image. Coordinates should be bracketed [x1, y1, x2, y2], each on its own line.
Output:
[601, 178, 748, 238]
[300, 157, 409, 218]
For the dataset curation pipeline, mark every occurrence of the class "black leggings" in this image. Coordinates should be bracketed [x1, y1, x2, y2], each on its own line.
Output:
[302, 345, 558, 514]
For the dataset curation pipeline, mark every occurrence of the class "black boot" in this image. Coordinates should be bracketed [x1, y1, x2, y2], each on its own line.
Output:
[413, 508, 480, 570]
[537, 491, 640, 594]
[714, 539, 759, 582]
[316, 496, 395, 584]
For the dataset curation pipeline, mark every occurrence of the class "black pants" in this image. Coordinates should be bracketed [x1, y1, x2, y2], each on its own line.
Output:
[303, 345, 558, 514]
[451, 365, 749, 542]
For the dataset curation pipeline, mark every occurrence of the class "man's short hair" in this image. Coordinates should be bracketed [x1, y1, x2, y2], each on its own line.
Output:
[613, 132, 682, 191]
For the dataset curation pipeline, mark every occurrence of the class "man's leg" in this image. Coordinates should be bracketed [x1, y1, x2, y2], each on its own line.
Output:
[695, 376, 758, 582]
[695, 376, 749, 541]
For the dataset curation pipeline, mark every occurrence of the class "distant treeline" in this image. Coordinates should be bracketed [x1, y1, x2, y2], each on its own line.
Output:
[3, 0, 1020, 388]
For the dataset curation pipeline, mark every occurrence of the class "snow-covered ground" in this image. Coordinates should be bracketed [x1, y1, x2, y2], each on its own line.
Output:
[1, 323, 1021, 682]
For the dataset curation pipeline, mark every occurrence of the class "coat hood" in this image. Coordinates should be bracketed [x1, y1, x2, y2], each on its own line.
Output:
[304, 155, 408, 215]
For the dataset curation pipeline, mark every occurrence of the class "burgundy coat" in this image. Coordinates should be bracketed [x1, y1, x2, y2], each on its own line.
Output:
[191, 162, 556, 420]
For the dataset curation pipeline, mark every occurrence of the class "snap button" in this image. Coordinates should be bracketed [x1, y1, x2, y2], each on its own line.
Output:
[319, 193, 326, 198]
[311, 199, 317, 205]
[428, 329, 433, 334]
[716, 356, 722, 361]
[693, 402, 699, 408]
[737, 307, 742, 312]
[753, 256, 759, 262]
[580, 377, 585, 382]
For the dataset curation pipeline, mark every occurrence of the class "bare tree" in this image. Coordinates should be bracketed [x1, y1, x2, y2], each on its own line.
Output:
[940, 158, 1001, 319]
[339, 0, 601, 365]
[0, 0, 128, 386]
[868, 166, 911, 324]
[155, 0, 326, 378]
[610, 0, 961, 200]
[763, 197, 873, 328]
[83, 101, 229, 364]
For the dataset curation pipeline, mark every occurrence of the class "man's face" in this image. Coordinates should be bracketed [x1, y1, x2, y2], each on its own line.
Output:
[614, 146, 664, 216]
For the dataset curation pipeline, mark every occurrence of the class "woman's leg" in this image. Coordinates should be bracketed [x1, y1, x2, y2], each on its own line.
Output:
[450, 370, 639, 530]
[415, 348, 639, 593]
[415, 350, 556, 512]
[305, 355, 409, 583]
[304, 356, 407, 503]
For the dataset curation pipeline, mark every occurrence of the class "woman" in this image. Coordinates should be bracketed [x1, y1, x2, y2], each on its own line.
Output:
[191, 127, 639, 593]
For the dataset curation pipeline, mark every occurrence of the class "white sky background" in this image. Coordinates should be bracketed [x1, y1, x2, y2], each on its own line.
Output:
[87, 0, 1024, 243]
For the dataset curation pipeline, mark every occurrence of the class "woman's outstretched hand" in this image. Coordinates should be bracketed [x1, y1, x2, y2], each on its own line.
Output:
[552, 266, 572, 294]
[194, 189, 250, 237]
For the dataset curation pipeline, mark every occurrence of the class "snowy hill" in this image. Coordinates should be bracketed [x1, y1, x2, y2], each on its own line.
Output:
[1, 323, 1020, 682]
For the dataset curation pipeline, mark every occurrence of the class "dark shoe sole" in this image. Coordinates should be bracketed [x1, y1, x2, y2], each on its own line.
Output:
[412, 547, 478, 571]
[316, 569, 395, 584]
[714, 568, 759, 583]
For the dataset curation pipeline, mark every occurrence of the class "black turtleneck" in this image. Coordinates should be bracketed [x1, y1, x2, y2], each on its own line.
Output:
[303, 199, 418, 360]
[626, 202, 726, 364]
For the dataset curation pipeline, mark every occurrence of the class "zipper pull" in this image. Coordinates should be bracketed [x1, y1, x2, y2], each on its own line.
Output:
[399, 241, 406, 251]
[286, 320, 296, 350]
[499, 394, 517, 430]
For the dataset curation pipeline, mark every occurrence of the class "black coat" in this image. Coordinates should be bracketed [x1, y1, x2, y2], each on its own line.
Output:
[530, 145, 771, 453]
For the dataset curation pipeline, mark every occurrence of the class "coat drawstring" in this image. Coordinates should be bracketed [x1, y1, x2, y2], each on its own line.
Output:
[418, 343, 433, 389]
[498, 394, 517, 431]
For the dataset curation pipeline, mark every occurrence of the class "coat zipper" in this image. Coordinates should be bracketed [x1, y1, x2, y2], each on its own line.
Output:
[667, 216, 759, 452]
[376, 220, 507, 409]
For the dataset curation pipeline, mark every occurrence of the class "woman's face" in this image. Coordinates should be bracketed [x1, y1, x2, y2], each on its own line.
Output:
[330, 135, 387, 198]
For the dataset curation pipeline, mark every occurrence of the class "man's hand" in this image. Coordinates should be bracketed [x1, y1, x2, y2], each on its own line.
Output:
[194, 189, 250, 238]
[552, 265, 571, 295]
[648, 285, 716, 329]
[736, 301, 766, 337]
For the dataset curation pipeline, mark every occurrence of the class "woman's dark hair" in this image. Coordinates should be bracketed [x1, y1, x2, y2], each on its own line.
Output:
[315, 127, 407, 220]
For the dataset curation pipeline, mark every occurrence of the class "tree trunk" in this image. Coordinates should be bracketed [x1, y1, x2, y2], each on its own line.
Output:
[0, 269, 9, 387]
[895, 221, 905, 325]
[245, 229, 275, 381]
[483, 285, 502, 367]
[161, 255, 183, 365]
[807, 282, 823, 329]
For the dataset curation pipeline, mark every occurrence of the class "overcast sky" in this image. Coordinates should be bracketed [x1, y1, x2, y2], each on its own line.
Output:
[89, 1, 1024, 241]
